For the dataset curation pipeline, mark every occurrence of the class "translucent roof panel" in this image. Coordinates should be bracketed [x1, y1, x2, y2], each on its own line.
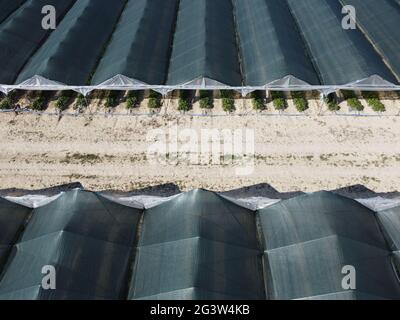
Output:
[0, 0, 26, 24]
[340, 0, 400, 83]
[166, 0, 242, 86]
[0, 198, 31, 272]
[233, 0, 320, 86]
[15, 0, 126, 86]
[286, 0, 398, 85]
[129, 189, 265, 300]
[258, 191, 400, 300]
[0, 0, 76, 85]
[0, 190, 142, 300]
[91, 0, 178, 86]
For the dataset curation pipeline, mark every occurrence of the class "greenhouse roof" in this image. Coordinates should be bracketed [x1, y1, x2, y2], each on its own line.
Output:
[0, 0, 399, 95]
[0, 189, 400, 300]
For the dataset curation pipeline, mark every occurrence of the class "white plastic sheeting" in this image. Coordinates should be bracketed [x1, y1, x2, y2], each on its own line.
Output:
[2, 74, 399, 97]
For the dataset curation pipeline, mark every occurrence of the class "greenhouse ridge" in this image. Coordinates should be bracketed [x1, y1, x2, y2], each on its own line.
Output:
[0, 0, 399, 95]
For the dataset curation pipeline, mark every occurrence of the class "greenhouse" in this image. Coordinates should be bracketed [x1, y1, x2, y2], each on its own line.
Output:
[0, 0, 399, 96]
[0, 190, 142, 300]
[129, 189, 265, 300]
[0, 188, 400, 300]
[258, 192, 400, 300]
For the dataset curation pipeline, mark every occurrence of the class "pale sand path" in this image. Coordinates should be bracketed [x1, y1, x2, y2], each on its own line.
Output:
[0, 99, 399, 192]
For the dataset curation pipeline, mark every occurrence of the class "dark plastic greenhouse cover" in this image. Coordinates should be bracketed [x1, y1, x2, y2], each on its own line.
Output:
[0, 0, 398, 95]
[0, 197, 31, 273]
[0, 190, 142, 300]
[233, 0, 320, 86]
[258, 191, 400, 300]
[16, 0, 126, 86]
[0, 189, 400, 300]
[340, 0, 400, 80]
[166, 0, 242, 87]
[286, 0, 398, 85]
[0, 0, 26, 24]
[0, 0, 76, 85]
[129, 189, 265, 300]
[91, 0, 179, 86]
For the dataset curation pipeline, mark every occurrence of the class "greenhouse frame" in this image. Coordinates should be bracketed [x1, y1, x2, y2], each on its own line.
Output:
[0, 0, 399, 96]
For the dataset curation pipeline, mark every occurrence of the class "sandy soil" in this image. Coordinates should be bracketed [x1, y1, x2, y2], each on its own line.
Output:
[0, 98, 399, 192]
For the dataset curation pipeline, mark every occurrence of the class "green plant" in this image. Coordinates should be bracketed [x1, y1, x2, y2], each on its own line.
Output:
[148, 91, 161, 109]
[126, 96, 137, 109]
[251, 92, 265, 111]
[220, 91, 235, 112]
[222, 98, 235, 113]
[199, 97, 211, 109]
[105, 91, 119, 108]
[325, 98, 340, 112]
[177, 90, 191, 112]
[56, 94, 68, 110]
[292, 91, 309, 112]
[294, 98, 308, 112]
[273, 98, 286, 110]
[178, 98, 191, 112]
[148, 90, 162, 109]
[0, 97, 12, 110]
[347, 98, 364, 111]
[368, 98, 385, 112]
[148, 98, 160, 109]
[105, 97, 116, 108]
[31, 96, 45, 110]
[271, 91, 287, 111]
[341, 90, 357, 100]
[199, 91, 213, 109]
[126, 91, 138, 109]
[74, 94, 86, 111]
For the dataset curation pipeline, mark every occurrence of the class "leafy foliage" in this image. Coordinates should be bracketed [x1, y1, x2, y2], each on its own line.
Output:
[178, 98, 190, 111]
[368, 98, 385, 112]
[0, 97, 12, 110]
[362, 91, 385, 112]
[251, 91, 265, 111]
[56, 92, 69, 111]
[177, 90, 191, 112]
[199, 91, 213, 109]
[126, 91, 138, 109]
[31, 96, 45, 110]
[148, 91, 161, 109]
[325, 98, 340, 112]
[292, 91, 309, 112]
[74, 94, 86, 111]
[105, 91, 119, 108]
[222, 98, 235, 112]
[271, 91, 287, 111]
[347, 98, 364, 111]
[220, 90, 235, 112]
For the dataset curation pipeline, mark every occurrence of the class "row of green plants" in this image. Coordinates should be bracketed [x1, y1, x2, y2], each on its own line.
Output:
[0, 90, 392, 113]
[341, 91, 386, 113]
